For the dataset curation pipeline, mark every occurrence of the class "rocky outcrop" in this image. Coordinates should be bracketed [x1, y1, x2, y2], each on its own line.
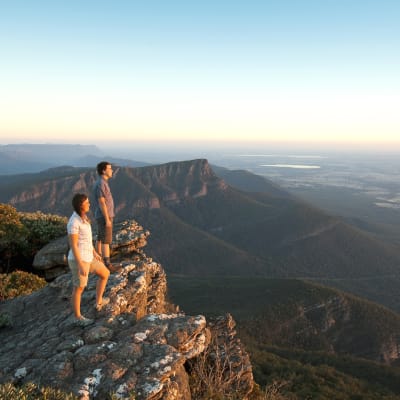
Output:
[187, 314, 254, 399]
[32, 235, 70, 280]
[33, 220, 150, 280]
[1, 220, 254, 399]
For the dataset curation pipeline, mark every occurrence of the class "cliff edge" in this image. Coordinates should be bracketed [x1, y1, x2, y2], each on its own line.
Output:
[0, 221, 254, 399]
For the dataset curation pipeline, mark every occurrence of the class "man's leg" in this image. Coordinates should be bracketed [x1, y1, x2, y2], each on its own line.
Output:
[95, 218, 104, 257]
[102, 220, 113, 268]
[102, 243, 111, 266]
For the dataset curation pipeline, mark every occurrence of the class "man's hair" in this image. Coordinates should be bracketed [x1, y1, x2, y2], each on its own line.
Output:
[96, 161, 111, 175]
[72, 193, 88, 216]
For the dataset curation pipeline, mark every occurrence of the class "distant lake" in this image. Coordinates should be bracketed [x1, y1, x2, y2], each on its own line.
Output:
[260, 164, 321, 169]
[238, 154, 325, 159]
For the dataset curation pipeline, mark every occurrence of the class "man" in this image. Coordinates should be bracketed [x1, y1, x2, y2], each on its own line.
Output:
[93, 161, 120, 273]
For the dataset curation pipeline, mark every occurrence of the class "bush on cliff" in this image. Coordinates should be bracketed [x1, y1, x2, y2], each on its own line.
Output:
[0, 203, 27, 270]
[0, 203, 67, 271]
[19, 210, 67, 256]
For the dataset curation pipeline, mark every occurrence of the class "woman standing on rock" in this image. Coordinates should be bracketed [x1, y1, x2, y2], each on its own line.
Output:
[67, 193, 110, 326]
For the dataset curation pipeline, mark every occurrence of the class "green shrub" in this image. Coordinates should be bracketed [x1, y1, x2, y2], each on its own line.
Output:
[0, 271, 46, 301]
[0, 203, 67, 271]
[0, 204, 28, 268]
[19, 211, 67, 257]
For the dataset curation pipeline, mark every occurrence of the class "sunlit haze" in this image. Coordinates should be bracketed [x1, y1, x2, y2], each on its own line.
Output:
[1, 1, 400, 150]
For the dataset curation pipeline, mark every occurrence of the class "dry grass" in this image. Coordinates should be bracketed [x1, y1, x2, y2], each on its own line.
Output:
[188, 337, 290, 400]
[0, 382, 78, 400]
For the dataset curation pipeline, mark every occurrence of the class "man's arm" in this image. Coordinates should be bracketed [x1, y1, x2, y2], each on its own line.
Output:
[98, 197, 112, 226]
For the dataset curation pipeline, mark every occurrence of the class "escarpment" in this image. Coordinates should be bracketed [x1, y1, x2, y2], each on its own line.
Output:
[0, 221, 255, 399]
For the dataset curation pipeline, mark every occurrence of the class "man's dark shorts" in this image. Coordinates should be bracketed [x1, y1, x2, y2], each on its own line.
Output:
[96, 217, 113, 244]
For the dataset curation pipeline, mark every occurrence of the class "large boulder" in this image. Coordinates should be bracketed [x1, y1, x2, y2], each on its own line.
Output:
[32, 235, 69, 280]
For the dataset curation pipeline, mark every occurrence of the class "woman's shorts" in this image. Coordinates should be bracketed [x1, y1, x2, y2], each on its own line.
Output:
[68, 258, 103, 288]
[96, 218, 113, 244]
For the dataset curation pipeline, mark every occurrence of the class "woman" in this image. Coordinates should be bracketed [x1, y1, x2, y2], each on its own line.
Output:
[67, 193, 110, 326]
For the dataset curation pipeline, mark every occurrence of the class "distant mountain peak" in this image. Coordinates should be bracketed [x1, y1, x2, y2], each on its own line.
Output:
[120, 159, 228, 203]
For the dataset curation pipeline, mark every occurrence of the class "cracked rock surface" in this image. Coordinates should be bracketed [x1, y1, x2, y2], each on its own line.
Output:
[1, 220, 254, 399]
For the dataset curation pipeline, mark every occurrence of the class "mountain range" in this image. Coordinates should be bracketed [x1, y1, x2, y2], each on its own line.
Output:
[4, 156, 400, 397]
[2, 158, 400, 313]
[0, 143, 148, 174]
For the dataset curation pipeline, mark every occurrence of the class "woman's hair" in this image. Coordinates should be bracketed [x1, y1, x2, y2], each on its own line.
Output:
[72, 193, 88, 216]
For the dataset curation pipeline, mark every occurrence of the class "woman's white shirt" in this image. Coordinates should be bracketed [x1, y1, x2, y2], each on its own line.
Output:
[67, 212, 94, 262]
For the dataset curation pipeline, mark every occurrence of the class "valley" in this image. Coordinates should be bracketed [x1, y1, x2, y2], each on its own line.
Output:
[211, 151, 400, 245]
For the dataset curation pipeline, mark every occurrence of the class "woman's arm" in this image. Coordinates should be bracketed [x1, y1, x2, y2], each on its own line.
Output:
[93, 248, 103, 261]
[68, 233, 88, 276]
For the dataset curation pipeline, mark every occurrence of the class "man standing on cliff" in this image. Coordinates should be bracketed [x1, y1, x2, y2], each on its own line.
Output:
[93, 161, 120, 273]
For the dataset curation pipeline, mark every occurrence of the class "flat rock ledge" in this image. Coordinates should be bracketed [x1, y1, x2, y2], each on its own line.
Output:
[1, 220, 254, 399]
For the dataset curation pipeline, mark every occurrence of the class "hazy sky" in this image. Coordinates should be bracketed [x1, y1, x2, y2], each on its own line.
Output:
[1, 1, 399, 149]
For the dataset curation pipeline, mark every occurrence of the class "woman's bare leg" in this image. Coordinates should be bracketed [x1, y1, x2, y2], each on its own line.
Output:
[72, 286, 84, 318]
[95, 263, 110, 305]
